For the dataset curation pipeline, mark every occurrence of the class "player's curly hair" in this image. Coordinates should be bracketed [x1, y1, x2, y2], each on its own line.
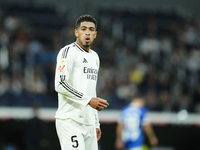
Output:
[75, 14, 97, 29]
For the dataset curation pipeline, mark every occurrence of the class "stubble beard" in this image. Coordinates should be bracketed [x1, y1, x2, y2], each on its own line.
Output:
[83, 44, 91, 47]
[81, 40, 92, 48]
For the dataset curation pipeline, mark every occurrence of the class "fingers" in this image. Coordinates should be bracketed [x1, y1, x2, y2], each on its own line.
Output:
[96, 128, 101, 141]
[99, 102, 108, 108]
[95, 98, 109, 111]
[99, 98, 109, 106]
[98, 98, 109, 110]
[89, 97, 109, 111]
[97, 106, 104, 111]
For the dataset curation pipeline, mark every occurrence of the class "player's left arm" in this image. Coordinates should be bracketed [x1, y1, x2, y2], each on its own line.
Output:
[142, 112, 158, 146]
[115, 122, 124, 150]
[143, 123, 158, 146]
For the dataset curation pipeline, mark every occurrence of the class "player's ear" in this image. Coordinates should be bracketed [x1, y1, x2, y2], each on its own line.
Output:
[94, 31, 97, 39]
[74, 29, 78, 38]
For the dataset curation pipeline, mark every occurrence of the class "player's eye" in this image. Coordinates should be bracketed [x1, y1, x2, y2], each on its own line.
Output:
[90, 28, 95, 31]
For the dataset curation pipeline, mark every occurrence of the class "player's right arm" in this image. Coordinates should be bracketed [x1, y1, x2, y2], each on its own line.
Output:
[55, 46, 92, 106]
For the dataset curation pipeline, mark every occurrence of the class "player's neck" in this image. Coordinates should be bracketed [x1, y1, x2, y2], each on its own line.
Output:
[76, 40, 90, 52]
[131, 101, 143, 107]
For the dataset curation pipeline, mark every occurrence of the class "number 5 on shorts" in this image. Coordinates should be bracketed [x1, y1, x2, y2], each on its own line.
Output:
[71, 135, 79, 148]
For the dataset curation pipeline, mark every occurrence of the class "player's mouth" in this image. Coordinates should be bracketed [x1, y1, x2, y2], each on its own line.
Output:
[85, 37, 90, 43]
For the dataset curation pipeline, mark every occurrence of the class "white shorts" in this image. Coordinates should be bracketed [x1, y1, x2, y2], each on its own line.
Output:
[55, 118, 98, 150]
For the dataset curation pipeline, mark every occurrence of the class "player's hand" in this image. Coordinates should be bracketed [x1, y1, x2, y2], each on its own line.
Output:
[88, 98, 109, 111]
[96, 128, 101, 141]
[150, 136, 158, 146]
[115, 139, 124, 150]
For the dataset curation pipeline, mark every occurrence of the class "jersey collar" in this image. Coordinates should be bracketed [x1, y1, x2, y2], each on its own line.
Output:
[74, 42, 91, 53]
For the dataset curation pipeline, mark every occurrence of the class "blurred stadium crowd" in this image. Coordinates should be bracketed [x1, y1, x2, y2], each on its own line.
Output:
[0, 2, 200, 113]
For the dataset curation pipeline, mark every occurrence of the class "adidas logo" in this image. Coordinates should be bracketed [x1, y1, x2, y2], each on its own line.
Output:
[83, 58, 88, 63]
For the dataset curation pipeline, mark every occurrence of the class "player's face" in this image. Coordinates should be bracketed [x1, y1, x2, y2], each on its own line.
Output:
[75, 21, 97, 51]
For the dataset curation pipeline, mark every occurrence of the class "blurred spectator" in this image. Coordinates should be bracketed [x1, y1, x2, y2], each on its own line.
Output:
[0, 45, 9, 70]
[157, 72, 170, 92]
[129, 57, 147, 85]
[0, 27, 9, 46]
[160, 33, 173, 56]
[186, 47, 200, 75]
[10, 73, 23, 96]
[138, 65, 158, 95]
[175, 94, 191, 112]
[25, 66, 47, 94]
[138, 32, 161, 64]
[4, 11, 21, 37]
[145, 90, 162, 111]
[26, 37, 44, 65]
[181, 20, 198, 45]
[159, 90, 175, 112]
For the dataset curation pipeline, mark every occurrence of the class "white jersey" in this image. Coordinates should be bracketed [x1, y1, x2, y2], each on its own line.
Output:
[55, 42, 100, 128]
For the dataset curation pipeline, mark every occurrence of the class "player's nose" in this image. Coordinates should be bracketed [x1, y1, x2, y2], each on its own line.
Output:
[85, 29, 90, 35]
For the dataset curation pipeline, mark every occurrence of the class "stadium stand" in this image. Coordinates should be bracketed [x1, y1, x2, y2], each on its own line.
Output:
[0, 1, 200, 150]
[0, 2, 200, 113]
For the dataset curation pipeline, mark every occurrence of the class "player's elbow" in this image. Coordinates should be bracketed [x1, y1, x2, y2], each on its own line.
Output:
[55, 81, 61, 93]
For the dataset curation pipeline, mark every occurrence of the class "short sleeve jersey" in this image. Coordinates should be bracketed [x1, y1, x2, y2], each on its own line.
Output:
[118, 104, 149, 148]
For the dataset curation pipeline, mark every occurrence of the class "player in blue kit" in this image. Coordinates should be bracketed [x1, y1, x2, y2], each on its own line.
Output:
[115, 97, 158, 150]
